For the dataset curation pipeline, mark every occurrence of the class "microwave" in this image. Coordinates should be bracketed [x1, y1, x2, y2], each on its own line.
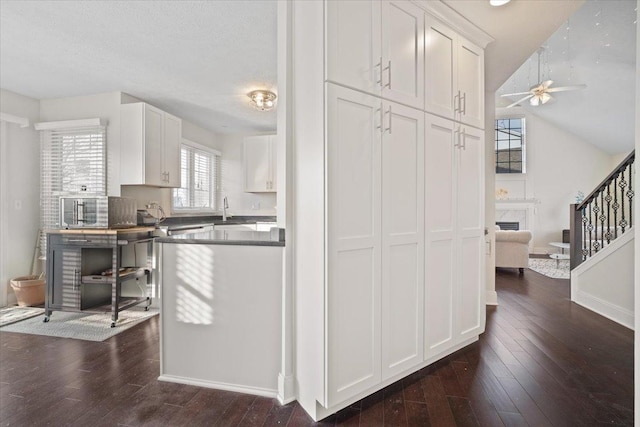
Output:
[60, 196, 137, 229]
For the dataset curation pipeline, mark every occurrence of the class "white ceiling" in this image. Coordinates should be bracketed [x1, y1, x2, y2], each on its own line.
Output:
[0, 0, 278, 135]
[495, 0, 637, 155]
[2, 0, 633, 150]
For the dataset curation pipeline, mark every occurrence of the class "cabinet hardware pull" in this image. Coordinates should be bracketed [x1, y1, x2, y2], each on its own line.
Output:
[453, 129, 460, 148]
[388, 105, 392, 134]
[68, 239, 89, 242]
[461, 92, 467, 115]
[376, 57, 383, 86]
[376, 107, 383, 133]
[383, 60, 391, 89]
[454, 90, 461, 113]
[383, 106, 392, 134]
[461, 128, 467, 150]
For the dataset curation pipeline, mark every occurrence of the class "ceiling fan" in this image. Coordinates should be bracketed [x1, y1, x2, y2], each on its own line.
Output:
[501, 48, 586, 108]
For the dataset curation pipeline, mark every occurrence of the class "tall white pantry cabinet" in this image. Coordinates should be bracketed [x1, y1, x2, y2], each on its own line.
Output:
[292, 0, 493, 421]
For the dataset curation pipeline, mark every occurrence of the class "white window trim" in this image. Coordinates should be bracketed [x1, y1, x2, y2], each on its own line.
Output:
[171, 138, 221, 214]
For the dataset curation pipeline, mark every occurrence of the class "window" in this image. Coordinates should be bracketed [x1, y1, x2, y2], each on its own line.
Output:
[495, 117, 525, 174]
[40, 125, 106, 228]
[172, 141, 220, 212]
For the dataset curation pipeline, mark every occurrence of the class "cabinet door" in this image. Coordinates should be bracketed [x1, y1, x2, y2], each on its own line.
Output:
[424, 16, 457, 120]
[243, 136, 271, 192]
[48, 245, 82, 310]
[381, 1, 424, 109]
[456, 126, 484, 340]
[457, 38, 484, 129]
[163, 112, 182, 188]
[381, 101, 424, 379]
[143, 104, 164, 186]
[424, 114, 456, 359]
[326, 84, 382, 406]
[326, 0, 382, 96]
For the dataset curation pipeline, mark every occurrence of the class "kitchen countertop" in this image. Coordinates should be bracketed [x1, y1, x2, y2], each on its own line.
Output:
[47, 226, 156, 235]
[161, 215, 276, 229]
[156, 228, 285, 247]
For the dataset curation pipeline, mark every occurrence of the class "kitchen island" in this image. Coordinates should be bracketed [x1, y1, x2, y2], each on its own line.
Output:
[156, 228, 284, 397]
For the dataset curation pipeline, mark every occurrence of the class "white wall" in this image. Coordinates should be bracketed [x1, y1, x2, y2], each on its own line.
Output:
[0, 89, 41, 305]
[496, 107, 613, 253]
[485, 93, 497, 305]
[219, 134, 277, 216]
[571, 229, 634, 329]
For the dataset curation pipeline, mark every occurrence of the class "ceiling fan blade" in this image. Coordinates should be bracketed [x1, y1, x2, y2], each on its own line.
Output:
[541, 80, 554, 89]
[546, 84, 587, 93]
[506, 94, 533, 108]
[501, 91, 533, 97]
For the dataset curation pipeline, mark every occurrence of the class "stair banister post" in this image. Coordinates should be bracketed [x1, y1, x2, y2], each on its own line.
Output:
[570, 203, 583, 270]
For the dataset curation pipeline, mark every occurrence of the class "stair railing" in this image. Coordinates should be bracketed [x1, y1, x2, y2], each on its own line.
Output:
[570, 150, 635, 270]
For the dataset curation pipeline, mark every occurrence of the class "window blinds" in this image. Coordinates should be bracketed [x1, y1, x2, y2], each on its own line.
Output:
[173, 144, 220, 211]
[40, 126, 107, 229]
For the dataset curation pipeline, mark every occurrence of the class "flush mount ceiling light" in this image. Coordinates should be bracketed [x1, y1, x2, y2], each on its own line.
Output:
[248, 90, 277, 111]
[490, 0, 511, 6]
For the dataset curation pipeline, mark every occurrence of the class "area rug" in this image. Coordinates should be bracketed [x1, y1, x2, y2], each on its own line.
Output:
[0, 306, 158, 342]
[528, 257, 570, 280]
[0, 306, 45, 327]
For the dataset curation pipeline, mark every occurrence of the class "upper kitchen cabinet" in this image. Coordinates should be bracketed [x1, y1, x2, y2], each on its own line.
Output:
[326, 0, 424, 110]
[243, 135, 277, 193]
[424, 16, 484, 129]
[120, 102, 182, 188]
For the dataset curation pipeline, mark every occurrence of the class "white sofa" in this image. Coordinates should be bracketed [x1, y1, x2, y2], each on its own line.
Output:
[495, 226, 532, 274]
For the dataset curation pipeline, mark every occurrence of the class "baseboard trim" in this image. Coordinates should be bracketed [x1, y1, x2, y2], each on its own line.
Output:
[485, 290, 498, 306]
[572, 291, 634, 330]
[158, 374, 278, 399]
[277, 373, 296, 404]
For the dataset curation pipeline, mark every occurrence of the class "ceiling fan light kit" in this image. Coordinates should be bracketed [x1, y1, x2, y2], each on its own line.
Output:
[501, 48, 586, 108]
[489, 0, 511, 6]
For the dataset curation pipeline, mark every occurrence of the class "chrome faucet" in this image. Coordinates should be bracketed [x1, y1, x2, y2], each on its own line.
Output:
[223, 196, 229, 221]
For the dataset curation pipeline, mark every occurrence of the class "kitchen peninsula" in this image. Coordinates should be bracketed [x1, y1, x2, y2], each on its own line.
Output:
[155, 227, 284, 397]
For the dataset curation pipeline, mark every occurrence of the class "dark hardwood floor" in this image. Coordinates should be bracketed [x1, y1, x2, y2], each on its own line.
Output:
[1, 268, 633, 426]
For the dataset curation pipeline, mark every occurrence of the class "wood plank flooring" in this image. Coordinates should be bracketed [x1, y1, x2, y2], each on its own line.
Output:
[0, 268, 633, 426]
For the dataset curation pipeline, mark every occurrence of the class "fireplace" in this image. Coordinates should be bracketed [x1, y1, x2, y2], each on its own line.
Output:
[496, 221, 519, 231]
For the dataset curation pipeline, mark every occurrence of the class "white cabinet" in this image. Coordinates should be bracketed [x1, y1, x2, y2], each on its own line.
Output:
[381, 101, 425, 380]
[424, 113, 484, 360]
[326, 85, 382, 405]
[424, 16, 484, 129]
[293, 1, 489, 421]
[325, 84, 424, 406]
[243, 135, 277, 192]
[326, 0, 424, 109]
[120, 102, 182, 188]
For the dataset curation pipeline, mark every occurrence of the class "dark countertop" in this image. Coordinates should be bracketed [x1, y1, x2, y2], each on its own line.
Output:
[156, 227, 285, 247]
[160, 215, 276, 230]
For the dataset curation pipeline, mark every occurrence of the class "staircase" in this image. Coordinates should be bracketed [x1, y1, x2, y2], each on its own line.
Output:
[569, 150, 635, 329]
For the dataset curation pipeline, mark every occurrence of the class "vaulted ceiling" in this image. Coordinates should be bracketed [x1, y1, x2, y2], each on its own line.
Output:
[496, 0, 637, 155]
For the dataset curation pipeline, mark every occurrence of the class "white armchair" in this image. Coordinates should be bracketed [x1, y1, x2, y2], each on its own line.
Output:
[495, 226, 532, 274]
